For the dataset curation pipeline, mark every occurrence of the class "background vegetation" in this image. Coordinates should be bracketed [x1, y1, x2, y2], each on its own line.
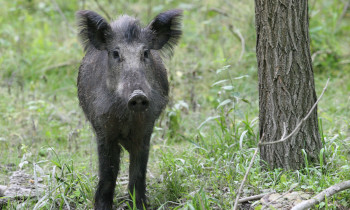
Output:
[0, 0, 349, 209]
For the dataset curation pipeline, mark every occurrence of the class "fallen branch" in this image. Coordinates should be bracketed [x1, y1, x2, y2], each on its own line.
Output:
[291, 180, 350, 210]
[238, 192, 274, 203]
[259, 78, 330, 146]
[233, 147, 259, 210]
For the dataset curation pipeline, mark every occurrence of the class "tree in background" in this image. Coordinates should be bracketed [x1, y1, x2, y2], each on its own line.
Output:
[255, 0, 322, 170]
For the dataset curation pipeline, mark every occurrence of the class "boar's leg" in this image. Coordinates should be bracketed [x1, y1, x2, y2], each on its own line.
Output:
[128, 133, 151, 209]
[95, 135, 121, 210]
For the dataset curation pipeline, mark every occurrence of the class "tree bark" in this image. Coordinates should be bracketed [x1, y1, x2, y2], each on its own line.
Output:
[255, 0, 322, 170]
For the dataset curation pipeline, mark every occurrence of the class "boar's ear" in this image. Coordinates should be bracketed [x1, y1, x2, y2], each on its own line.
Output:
[76, 10, 113, 51]
[147, 9, 182, 56]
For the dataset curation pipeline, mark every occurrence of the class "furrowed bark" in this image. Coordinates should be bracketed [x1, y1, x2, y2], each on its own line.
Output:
[255, 0, 322, 170]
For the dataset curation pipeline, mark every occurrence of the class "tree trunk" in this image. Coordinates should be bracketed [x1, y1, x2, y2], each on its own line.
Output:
[255, 0, 322, 170]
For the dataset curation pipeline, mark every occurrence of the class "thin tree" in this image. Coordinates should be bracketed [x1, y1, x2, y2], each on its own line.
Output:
[255, 0, 322, 170]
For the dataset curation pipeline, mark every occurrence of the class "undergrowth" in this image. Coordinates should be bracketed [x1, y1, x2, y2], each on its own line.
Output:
[0, 0, 349, 209]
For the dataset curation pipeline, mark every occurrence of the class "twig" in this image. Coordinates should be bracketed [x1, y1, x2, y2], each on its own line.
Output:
[51, 0, 75, 33]
[33, 163, 40, 200]
[259, 78, 330, 146]
[311, 50, 332, 62]
[336, 0, 350, 30]
[41, 60, 79, 73]
[233, 147, 259, 210]
[81, 0, 86, 10]
[228, 24, 245, 63]
[291, 180, 350, 210]
[116, 181, 128, 185]
[281, 122, 287, 139]
[339, 59, 350, 65]
[94, 0, 112, 20]
[238, 192, 275, 203]
[310, 0, 317, 11]
[223, 0, 235, 8]
[209, 8, 230, 17]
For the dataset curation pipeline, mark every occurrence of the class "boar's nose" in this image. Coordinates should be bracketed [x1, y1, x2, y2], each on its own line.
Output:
[128, 90, 149, 112]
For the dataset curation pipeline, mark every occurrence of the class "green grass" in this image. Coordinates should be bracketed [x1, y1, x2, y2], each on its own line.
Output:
[0, 0, 349, 209]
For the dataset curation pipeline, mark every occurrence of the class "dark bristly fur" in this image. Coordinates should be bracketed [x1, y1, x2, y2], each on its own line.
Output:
[147, 9, 182, 57]
[76, 9, 182, 210]
[77, 10, 113, 51]
[124, 20, 142, 43]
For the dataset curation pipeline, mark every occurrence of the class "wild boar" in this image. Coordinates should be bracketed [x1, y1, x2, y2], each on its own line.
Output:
[76, 9, 182, 209]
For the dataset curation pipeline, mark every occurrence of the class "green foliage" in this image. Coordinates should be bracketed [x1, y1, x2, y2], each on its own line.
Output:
[309, 0, 349, 75]
[0, 0, 349, 209]
[31, 148, 95, 209]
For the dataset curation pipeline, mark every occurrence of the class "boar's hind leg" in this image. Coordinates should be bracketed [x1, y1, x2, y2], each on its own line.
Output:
[95, 136, 121, 210]
[128, 134, 151, 209]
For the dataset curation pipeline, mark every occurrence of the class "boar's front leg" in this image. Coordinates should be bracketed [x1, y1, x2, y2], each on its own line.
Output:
[95, 134, 121, 210]
[128, 133, 152, 209]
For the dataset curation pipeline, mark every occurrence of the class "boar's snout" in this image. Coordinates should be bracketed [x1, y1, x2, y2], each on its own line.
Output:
[128, 90, 149, 112]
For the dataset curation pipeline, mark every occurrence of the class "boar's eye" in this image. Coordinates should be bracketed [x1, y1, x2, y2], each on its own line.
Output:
[113, 50, 121, 60]
[143, 49, 150, 60]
